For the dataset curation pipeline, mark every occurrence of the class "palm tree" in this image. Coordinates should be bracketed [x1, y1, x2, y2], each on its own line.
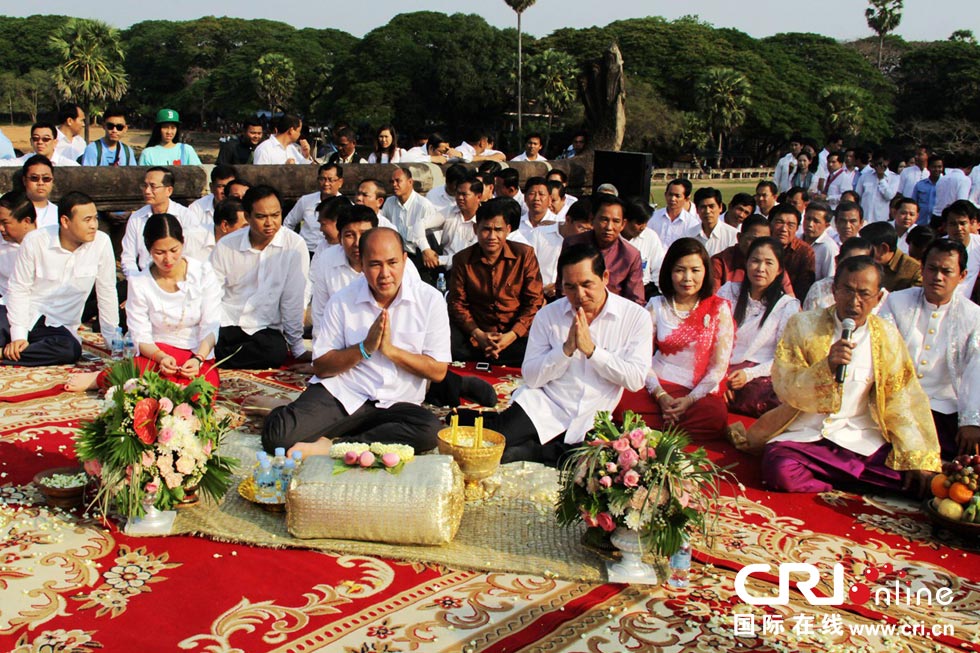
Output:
[819, 85, 870, 138]
[49, 18, 128, 141]
[865, 0, 903, 70]
[503, 0, 537, 136]
[253, 53, 297, 116]
[695, 67, 751, 169]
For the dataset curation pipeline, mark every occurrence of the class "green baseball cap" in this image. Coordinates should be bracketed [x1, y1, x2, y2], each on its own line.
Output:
[155, 108, 180, 124]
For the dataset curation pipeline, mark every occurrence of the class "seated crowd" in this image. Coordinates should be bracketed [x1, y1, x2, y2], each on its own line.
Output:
[2, 115, 980, 501]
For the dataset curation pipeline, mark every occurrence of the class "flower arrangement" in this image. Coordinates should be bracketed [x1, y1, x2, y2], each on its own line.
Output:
[556, 411, 735, 558]
[74, 359, 237, 518]
[329, 442, 415, 475]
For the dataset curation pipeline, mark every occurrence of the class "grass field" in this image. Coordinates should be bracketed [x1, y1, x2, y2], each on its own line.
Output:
[648, 180, 759, 210]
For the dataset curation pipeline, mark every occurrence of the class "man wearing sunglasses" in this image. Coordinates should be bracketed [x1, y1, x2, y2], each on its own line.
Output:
[19, 155, 60, 229]
[16, 123, 80, 168]
[80, 108, 136, 166]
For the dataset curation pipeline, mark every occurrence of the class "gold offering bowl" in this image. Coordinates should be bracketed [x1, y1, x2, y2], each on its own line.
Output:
[437, 426, 505, 500]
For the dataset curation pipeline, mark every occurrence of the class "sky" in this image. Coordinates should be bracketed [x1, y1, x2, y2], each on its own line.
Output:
[2, 0, 974, 42]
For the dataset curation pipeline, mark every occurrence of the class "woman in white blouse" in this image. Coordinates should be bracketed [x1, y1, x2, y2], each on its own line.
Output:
[67, 213, 221, 391]
[367, 125, 405, 164]
[718, 237, 800, 417]
[617, 238, 734, 440]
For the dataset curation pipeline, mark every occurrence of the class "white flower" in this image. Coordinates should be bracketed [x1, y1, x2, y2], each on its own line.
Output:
[329, 443, 370, 459]
[369, 443, 415, 462]
[624, 509, 644, 530]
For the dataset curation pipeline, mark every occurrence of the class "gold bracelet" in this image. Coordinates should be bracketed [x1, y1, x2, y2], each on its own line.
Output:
[654, 388, 668, 400]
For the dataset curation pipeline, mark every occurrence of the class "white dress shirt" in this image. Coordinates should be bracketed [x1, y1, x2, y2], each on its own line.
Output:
[367, 149, 405, 164]
[126, 257, 220, 356]
[209, 226, 310, 358]
[381, 191, 438, 254]
[6, 226, 118, 342]
[309, 244, 361, 335]
[822, 169, 853, 209]
[969, 164, 980, 208]
[645, 296, 734, 400]
[513, 292, 653, 445]
[649, 207, 699, 248]
[510, 152, 547, 162]
[185, 194, 216, 231]
[437, 208, 478, 268]
[0, 238, 21, 303]
[17, 152, 79, 167]
[121, 200, 191, 278]
[252, 136, 310, 165]
[55, 128, 86, 162]
[857, 170, 899, 223]
[774, 152, 797, 194]
[455, 142, 477, 162]
[810, 229, 840, 280]
[400, 146, 431, 163]
[959, 236, 980, 299]
[181, 226, 215, 263]
[695, 220, 738, 257]
[35, 203, 59, 230]
[717, 283, 800, 380]
[528, 222, 562, 287]
[311, 272, 451, 413]
[426, 185, 456, 216]
[880, 288, 980, 423]
[771, 315, 885, 456]
[934, 169, 971, 217]
[517, 210, 559, 245]
[628, 227, 666, 288]
[284, 191, 336, 253]
[899, 165, 929, 198]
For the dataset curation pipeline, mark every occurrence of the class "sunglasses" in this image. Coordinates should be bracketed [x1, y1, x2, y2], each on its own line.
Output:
[27, 175, 54, 183]
[106, 123, 127, 131]
[30, 136, 54, 143]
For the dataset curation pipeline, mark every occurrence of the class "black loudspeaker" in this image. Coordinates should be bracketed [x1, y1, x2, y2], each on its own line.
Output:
[593, 150, 653, 202]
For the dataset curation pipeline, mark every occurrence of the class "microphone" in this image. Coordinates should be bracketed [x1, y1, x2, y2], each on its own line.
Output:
[835, 318, 857, 383]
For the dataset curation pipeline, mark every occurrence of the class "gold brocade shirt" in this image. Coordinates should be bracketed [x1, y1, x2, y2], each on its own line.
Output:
[770, 307, 941, 472]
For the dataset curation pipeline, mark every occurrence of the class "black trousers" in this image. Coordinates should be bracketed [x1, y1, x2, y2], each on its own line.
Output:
[216, 326, 288, 369]
[262, 383, 442, 453]
[449, 323, 528, 368]
[932, 410, 959, 460]
[0, 308, 81, 367]
[455, 404, 571, 466]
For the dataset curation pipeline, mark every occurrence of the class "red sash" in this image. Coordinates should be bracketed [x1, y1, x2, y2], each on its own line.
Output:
[656, 295, 727, 388]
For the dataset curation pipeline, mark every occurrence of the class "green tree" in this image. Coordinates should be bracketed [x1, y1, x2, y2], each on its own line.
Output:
[49, 18, 128, 141]
[0, 72, 23, 125]
[21, 69, 55, 122]
[866, 0, 903, 69]
[950, 30, 977, 45]
[695, 67, 750, 168]
[503, 0, 537, 135]
[819, 85, 871, 138]
[253, 53, 297, 115]
[523, 50, 578, 129]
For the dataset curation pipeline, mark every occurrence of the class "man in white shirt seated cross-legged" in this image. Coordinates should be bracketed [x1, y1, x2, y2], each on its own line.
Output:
[1, 191, 118, 366]
[261, 228, 452, 457]
[455, 243, 653, 466]
[210, 185, 310, 369]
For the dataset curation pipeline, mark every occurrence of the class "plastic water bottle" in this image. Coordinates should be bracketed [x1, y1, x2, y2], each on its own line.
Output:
[280, 459, 297, 500]
[291, 450, 303, 469]
[272, 447, 286, 474]
[110, 326, 124, 360]
[668, 538, 692, 588]
[436, 272, 447, 296]
[123, 332, 136, 359]
[253, 459, 277, 503]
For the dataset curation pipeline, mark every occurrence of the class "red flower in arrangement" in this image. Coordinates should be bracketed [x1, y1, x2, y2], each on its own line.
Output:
[133, 398, 160, 444]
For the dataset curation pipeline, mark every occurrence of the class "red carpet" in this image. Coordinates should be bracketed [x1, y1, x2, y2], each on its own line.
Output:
[2, 352, 978, 652]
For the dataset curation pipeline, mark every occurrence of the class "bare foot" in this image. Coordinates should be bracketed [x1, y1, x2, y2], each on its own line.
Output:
[241, 394, 291, 416]
[65, 371, 100, 393]
[287, 437, 332, 459]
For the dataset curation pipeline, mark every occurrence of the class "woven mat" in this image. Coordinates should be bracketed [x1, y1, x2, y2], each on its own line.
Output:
[171, 433, 603, 582]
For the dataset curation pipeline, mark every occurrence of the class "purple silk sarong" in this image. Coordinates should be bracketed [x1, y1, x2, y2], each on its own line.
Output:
[761, 439, 903, 493]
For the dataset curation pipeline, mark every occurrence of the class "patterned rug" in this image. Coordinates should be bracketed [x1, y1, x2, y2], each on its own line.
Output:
[1, 333, 978, 652]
